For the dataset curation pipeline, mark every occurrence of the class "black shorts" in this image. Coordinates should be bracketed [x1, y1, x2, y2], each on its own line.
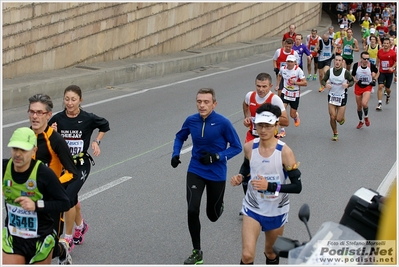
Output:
[378, 72, 394, 89]
[2, 228, 56, 264]
[343, 57, 353, 66]
[66, 154, 92, 207]
[281, 94, 300, 110]
[318, 59, 332, 69]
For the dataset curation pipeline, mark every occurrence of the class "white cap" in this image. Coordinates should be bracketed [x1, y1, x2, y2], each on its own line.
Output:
[254, 111, 279, 125]
[370, 28, 376, 34]
[286, 55, 297, 62]
[340, 24, 345, 29]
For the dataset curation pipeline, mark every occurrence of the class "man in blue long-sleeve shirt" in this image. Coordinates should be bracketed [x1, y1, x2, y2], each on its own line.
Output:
[171, 88, 242, 265]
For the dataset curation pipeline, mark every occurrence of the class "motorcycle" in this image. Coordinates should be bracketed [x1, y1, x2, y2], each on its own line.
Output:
[273, 187, 384, 265]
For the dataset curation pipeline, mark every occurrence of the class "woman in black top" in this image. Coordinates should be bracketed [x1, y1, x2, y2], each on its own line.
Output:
[49, 85, 110, 252]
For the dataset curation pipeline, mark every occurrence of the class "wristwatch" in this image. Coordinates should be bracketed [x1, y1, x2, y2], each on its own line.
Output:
[37, 200, 44, 208]
[93, 139, 101, 145]
[215, 153, 220, 160]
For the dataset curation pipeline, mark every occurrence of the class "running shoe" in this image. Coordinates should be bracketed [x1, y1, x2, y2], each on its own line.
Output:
[73, 220, 89, 245]
[184, 249, 203, 265]
[307, 74, 312, 81]
[376, 103, 382, 111]
[319, 86, 324, 92]
[339, 117, 345, 125]
[386, 95, 390, 104]
[278, 128, 286, 138]
[58, 239, 73, 265]
[356, 121, 364, 129]
[313, 74, 317, 81]
[64, 237, 74, 253]
[331, 133, 338, 141]
[294, 112, 300, 127]
[384, 89, 387, 96]
[364, 117, 370, 127]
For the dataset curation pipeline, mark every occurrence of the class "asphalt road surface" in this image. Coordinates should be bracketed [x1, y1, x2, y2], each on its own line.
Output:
[2, 23, 396, 265]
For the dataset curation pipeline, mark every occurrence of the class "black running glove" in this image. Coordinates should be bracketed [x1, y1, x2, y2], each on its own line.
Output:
[370, 80, 376, 87]
[171, 155, 181, 168]
[199, 152, 220, 165]
[274, 68, 279, 76]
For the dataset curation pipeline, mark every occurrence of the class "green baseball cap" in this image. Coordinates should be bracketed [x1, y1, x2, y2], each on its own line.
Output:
[8, 127, 37, 151]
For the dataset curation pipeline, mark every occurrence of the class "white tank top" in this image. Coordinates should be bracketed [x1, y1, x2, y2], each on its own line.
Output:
[319, 40, 333, 62]
[355, 62, 372, 85]
[243, 139, 289, 216]
[328, 68, 346, 96]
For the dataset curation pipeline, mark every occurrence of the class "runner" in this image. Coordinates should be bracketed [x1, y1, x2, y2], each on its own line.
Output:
[272, 38, 299, 137]
[315, 33, 334, 92]
[241, 73, 288, 197]
[292, 34, 312, 71]
[230, 103, 302, 265]
[320, 54, 355, 141]
[2, 127, 70, 264]
[306, 29, 320, 81]
[341, 28, 360, 71]
[171, 88, 241, 265]
[49, 85, 110, 251]
[376, 38, 397, 110]
[282, 24, 296, 47]
[351, 51, 379, 129]
[28, 93, 78, 264]
[275, 55, 307, 131]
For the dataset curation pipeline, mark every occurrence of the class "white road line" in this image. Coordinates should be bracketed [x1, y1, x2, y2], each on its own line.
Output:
[2, 58, 273, 129]
[79, 176, 132, 201]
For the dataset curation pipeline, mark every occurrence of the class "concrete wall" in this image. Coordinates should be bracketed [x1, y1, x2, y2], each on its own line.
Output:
[2, 2, 322, 79]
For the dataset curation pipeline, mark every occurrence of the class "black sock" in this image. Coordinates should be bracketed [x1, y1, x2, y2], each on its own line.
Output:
[240, 259, 254, 265]
[363, 107, 368, 117]
[265, 253, 279, 265]
[357, 110, 363, 121]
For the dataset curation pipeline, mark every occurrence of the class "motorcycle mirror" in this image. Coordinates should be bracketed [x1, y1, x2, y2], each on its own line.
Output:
[298, 203, 310, 223]
[298, 203, 312, 240]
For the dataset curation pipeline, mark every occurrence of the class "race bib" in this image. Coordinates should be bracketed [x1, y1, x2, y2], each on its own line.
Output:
[283, 90, 298, 101]
[381, 61, 390, 71]
[310, 45, 315, 52]
[329, 93, 344, 106]
[258, 174, 280, 199]
[66, 139, 84, 156]
[7, 203, 38, 238]
[323, 52, 331, 57]
[343, 45, 352, 55]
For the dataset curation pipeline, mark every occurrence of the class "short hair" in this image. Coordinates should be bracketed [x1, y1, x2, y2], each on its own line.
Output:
[296, 34, 303, 40]
[255, 73, 272, 84]
[256, 103, 282, 119]
[197, 88, 216, 102]
[28, 94, 53, 112]
[284, 38, 294, 45]
[360, 51, 369, 58]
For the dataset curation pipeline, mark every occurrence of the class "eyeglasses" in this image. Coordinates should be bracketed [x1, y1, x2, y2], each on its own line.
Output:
[27, 109, 49, 117]
[362, 58, 370, 60]
[256, 123, 276, 129]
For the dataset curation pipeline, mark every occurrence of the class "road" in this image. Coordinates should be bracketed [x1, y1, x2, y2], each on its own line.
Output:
[2, 24, 397, 265]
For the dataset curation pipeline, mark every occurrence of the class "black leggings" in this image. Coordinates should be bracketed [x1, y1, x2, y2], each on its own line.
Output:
[186, 172, 226, 250]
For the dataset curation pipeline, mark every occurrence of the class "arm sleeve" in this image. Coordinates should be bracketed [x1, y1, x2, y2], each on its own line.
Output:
[90, 113, 110, 133]
[351, 63, 358, 76]
[37, 164, 71, 212]
[218, 119, 242, 160]
[267, 169, 302, 194]
[172, 118, 191, 157]
[321, 69, 331, 86]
